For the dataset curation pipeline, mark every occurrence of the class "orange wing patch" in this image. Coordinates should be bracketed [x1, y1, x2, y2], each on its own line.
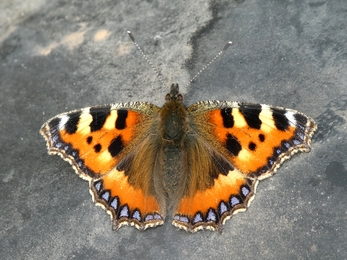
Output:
[191, 102, 317, 179]
[173, 168, 257, 232]
[40, 106, 153, 178]
[90, 168, 164, 230]
[207, 109, 297, 174]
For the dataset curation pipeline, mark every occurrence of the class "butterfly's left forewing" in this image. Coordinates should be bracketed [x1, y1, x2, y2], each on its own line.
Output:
[172, 100, 317, 232]
[189, 101, 317, 178]
[40, 102, 165, 230]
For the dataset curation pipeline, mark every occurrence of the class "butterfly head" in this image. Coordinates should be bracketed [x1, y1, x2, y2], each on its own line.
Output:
[165, 84, 183, 103]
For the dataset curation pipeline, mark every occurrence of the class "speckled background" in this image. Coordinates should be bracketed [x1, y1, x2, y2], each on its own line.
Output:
[1, 0, 346, 259]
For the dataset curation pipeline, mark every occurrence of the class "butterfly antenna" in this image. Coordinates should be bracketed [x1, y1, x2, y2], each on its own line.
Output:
[127, 31, 166, 88]
[183, 41, 232, 89]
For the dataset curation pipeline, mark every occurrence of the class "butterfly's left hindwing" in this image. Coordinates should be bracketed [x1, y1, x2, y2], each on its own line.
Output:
[171, 100, 317, 232]
[40, 102, 165, 230]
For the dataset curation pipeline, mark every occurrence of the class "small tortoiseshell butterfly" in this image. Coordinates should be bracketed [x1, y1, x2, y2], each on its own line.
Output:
[40, 34, 317, 232]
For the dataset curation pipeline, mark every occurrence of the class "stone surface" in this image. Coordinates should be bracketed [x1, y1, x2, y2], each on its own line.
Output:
[1, 0, 346, 259]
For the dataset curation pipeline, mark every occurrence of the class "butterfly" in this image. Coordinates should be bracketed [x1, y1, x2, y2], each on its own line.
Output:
[40, 82, 317, 232]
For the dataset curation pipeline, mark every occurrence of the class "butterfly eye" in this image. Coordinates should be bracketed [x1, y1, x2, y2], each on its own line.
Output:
[177, 94, 183, 102]
[165, 93, 171, 101]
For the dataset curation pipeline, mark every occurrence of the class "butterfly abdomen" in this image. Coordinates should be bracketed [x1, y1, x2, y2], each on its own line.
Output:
[161, 145, 185, 201]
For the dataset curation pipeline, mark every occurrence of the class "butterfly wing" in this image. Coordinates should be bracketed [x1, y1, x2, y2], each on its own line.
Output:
[172, 100, 317, 232]
[40, 102, 165, 230]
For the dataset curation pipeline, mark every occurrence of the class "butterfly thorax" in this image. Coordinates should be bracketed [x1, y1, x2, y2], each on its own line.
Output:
[160, 84, 187, 146]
